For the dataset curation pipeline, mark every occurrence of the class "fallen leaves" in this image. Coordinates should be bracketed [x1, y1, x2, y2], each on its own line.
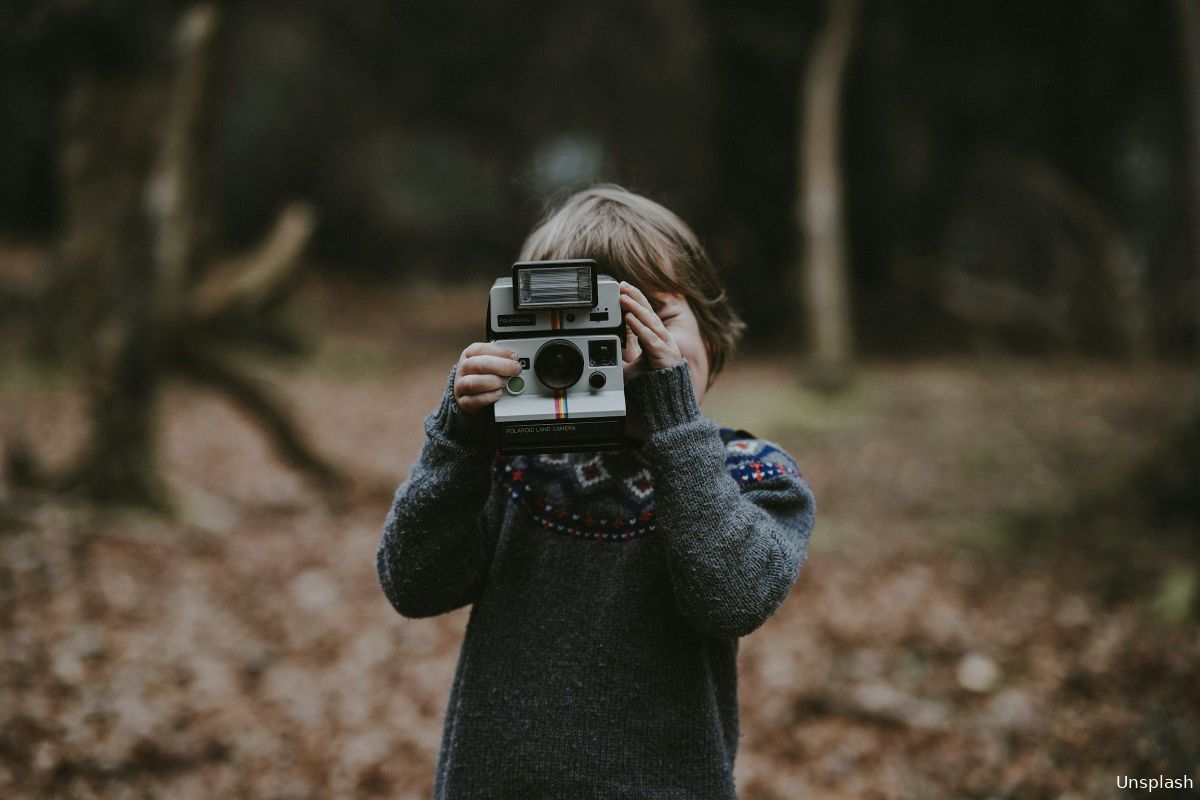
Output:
[1, 293, 1197, 798]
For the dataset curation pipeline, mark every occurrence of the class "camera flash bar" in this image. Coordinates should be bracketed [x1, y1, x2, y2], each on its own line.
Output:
[512, 260, 598, 310]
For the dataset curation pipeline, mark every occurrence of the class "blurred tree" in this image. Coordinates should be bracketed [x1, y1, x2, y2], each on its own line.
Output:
[1, 0, 1194, 357]
[798, 0, 858, 388]
[1099, 0, 1200, 624]
[1155, 0, 1200, 561]
[937, 154, 1150, 358]
[840, 1, 1189, 357]
[1179, 0, 1200, 371]
[12, 3, 340, 508]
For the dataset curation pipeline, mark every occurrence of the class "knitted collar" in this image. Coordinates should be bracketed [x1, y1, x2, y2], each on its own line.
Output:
[492, 446, 658, 542]
[490, 428, 800, 543]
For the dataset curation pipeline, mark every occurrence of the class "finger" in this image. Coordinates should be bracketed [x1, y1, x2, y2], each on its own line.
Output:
[460, 354, 522, 377]
[620, 292, 670, 341]
[463, 342, 521, 360]
[623, 334, 642, 370]
[625, 311, 663, 349]
[619, 281, 654, 310]
[619, 283, 664, 330]
[454, 373, 508, 396]
[623, 323, 641, 357]
[457, 388, 503, 414]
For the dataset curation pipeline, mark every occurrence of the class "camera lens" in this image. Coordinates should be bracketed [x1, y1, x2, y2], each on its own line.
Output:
[534, 339, 585, 390]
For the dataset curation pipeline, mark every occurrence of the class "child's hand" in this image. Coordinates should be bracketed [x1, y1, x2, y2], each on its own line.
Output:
[454, 342, 522, 414]
[619, 281, 683, 381]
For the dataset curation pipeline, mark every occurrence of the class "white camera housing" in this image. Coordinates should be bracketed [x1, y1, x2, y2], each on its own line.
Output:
[487, 260, 626, 454]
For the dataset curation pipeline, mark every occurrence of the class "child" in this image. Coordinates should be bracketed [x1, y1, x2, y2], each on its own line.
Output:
[377, 185, 816, 798]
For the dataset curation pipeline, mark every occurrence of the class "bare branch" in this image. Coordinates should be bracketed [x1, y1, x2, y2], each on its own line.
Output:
[173, 342, 346, 491]
[191, 203, 318, 321]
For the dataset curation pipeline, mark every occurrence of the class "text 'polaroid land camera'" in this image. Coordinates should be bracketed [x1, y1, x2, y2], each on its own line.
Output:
[488, 259, 626, 454]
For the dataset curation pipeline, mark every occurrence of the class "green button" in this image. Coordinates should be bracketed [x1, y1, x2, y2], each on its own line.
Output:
[506, 375, 525, 394]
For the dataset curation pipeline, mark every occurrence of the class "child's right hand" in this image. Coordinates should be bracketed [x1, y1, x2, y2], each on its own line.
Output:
[453, 343, 522, 414]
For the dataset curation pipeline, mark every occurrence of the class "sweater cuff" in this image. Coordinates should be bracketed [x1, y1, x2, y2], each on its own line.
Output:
[625, 359, 701, 433]
[428, 366, 497, 450]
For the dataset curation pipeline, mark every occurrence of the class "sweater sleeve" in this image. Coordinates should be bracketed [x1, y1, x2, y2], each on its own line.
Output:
[376, 366, 504, 618]
[626, 360, 816, 638]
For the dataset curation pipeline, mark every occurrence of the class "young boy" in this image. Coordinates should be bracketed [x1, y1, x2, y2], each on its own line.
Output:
[377, 186, 815, 798]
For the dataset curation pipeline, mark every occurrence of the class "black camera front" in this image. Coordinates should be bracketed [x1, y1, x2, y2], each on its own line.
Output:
[534, 339, 585, 390]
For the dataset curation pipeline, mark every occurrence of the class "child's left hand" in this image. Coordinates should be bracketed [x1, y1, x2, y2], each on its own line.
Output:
[619, 281, 683, 381]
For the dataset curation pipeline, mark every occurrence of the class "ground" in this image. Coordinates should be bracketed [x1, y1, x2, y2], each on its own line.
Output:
[0, 278, 1197, 799]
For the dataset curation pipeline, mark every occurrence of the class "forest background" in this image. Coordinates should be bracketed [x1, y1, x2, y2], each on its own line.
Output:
[1, 1, 1198, 798]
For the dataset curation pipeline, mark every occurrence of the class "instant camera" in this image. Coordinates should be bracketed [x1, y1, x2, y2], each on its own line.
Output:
[487, 259, 626, 454]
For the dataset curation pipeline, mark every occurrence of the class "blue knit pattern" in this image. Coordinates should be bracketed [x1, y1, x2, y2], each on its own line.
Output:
[718, 427, 807, 488]
[491, 428, 806, 542]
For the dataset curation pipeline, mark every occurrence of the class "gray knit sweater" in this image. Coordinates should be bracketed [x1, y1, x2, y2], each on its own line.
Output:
[377, 360, 815, 799]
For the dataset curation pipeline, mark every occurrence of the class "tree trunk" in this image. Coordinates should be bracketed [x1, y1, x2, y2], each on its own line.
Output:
[149, 4, 222, 324]
[56, 6, 224, 508]
[19, 3, 337, 509]
[798, 0, 859, 390]
[59, 75, 170, 507]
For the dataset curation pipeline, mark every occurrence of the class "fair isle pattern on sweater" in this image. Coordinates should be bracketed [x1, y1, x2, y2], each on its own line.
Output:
[491, 429, 807, 542]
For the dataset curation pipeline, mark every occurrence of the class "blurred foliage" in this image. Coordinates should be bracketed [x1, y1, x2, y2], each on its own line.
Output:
[1, 0, 1195, 354]
[1, 4, 1197, 793]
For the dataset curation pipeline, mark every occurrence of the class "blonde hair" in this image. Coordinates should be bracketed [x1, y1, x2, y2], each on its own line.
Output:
[518, 185, 745, 383]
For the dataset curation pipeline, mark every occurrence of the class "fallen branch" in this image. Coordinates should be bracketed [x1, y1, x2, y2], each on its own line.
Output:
[173, 341, 346, 492]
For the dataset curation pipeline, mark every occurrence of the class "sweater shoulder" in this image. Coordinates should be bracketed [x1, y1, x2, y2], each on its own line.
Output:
[718, 427, 806, 488]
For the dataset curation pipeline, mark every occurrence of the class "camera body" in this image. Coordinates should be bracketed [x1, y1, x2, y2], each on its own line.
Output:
[488, 259, 626, 454]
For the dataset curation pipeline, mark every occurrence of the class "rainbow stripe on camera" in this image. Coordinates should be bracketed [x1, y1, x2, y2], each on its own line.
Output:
[549, 309, 566, 418]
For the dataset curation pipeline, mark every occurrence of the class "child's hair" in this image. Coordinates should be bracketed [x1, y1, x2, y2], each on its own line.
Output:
[518, 185, 746, 384]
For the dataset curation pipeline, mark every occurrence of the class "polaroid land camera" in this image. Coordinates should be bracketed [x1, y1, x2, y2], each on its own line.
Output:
[487, 259, 626, 454]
